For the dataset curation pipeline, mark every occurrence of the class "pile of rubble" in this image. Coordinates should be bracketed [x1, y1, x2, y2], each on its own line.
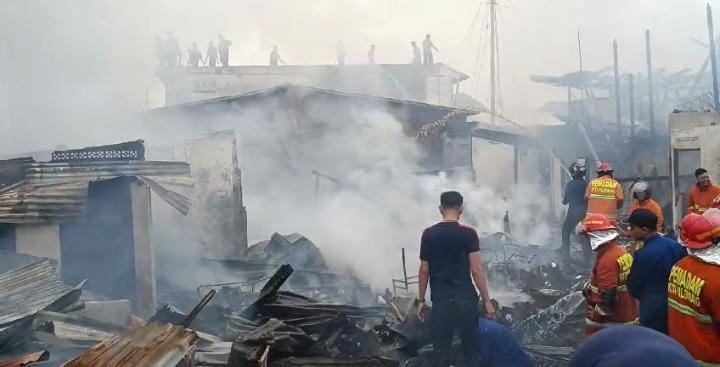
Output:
[0, 230, 590, 367]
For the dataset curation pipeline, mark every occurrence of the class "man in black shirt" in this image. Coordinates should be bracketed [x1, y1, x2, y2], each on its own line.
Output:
[418, 191, 495, 367]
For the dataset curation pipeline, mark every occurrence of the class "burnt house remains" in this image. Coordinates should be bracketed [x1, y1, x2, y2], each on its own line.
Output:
[0, 140, 192, 316]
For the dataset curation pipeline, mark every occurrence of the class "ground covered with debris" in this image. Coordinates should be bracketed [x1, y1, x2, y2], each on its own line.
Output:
[0, 232, 588, 367]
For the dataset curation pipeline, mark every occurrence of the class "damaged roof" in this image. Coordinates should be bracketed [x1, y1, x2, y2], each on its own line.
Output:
[0, 260, 81, 327]
[0, 141, 192, 224]
[61, 322, 199, 367]
[151, 84, 477, 117]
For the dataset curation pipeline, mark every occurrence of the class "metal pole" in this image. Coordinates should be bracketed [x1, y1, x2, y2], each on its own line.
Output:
[645, 30, 656, 137]
[629, 74, 635, 140]
[567, 86, 573, 120]
[577, 29, 586, 127]
[613, 40, 622, 140]
[401, 248, 408, 291]
[708, 3, 720, 111]
[490, 0, 497, 124]
[513, 146, 519, 184]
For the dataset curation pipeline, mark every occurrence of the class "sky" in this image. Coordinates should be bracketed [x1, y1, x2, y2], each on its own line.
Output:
[0, 0, 717, 153]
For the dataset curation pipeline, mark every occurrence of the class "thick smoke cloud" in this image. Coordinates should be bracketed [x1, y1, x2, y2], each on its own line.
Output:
[0, 0, 710, 290]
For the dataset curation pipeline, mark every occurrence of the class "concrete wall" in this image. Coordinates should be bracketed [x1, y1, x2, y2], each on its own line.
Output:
[130, 181, 155, 317]
[16, 224, 61, 268]
[185, 130, 248, 259]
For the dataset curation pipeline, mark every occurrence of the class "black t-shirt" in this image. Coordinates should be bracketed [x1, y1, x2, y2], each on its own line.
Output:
[420, 221, 480, 300]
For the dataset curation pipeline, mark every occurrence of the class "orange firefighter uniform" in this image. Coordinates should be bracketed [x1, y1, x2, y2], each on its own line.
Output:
[669, 212, 720, 365]
[687, 184, 720, 214]
[586, 175, 624, 220]
[579, 214, 639, 335]
[628, 198, 664, 233]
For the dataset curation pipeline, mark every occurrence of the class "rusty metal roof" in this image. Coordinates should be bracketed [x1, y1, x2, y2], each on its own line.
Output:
[0, 260, 80, 327]
[0, 161, 192, 224]
[61, 322, 199, 367]
[0, 351, 49, 367]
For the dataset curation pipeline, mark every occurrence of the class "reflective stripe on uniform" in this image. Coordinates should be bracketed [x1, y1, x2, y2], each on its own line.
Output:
[585, 318, 638, 327]
[589, 194, 617, 200]
[698, 361, 720, 367]
[587, 212, 618, 219]
[589, 284, 628, 293]
[668, 298, 713, 324]
[594, 304, 610, 316]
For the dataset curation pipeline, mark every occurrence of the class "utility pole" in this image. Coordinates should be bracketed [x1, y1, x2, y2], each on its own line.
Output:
[613, 39, 622, 141]
[707, 3, 720, 111]
[645, 30, 656, 137]
[577, 29, 586, 127]
[490, 0, 497, 124]
[629, 74, 635, 140]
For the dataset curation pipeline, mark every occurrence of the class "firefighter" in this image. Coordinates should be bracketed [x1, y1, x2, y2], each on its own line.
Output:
[585, 162, 624, 220]
[627, 181, 664, 232]
[669, 209, 720, 365]
[576, 213, 638, 335]
[688, 168, 720, 214]
[562, 163, 589, 260]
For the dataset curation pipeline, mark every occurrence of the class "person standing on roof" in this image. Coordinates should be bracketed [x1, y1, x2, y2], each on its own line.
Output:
[585, 162, 624, 220]
[206, 41, 218, 67]
[187, 43, 204, 68]
[411, 41, 421, 65]
[218, 35, 232, 67]
[417, 191, 495, 367]
[422, 34, 439, 64]
[269, 46, 285, 66]
[576, 214, 638, 335]
[562, 163, 589, 260]
[669, 209, 720, 365]
[688, 168, 720, 214]
[627, 209, 687, 334]
[336, 40, 346, 65]
[367, 44, 376, 65]
[628, 181, 664, 233]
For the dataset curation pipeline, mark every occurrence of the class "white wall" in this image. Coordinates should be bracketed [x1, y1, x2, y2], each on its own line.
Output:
[15, 225, 61, 269]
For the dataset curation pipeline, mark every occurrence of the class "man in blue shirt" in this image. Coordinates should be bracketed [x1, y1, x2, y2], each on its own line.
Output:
[478, 318, 533, 367]
[561, 163, 588, 260]
[570, 326, 697, 367]
[627, 209, 687, 334]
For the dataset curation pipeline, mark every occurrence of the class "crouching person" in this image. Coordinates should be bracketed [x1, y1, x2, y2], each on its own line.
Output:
[577, 214, 639, 335]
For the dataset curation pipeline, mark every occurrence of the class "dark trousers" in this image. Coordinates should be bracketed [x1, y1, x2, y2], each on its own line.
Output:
[430, 296, 481, 367]
[561, 212, 591, 260]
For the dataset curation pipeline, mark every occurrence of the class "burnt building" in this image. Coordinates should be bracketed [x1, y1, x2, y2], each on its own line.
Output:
[148, 84, 478, 175]
[157, 63, 472, 107]
[0, 141, 191, 316]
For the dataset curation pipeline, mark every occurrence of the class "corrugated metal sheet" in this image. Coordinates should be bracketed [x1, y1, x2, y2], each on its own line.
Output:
[0, 161, 192, 224]
[0, 260, 80, 327]
[62, 322, 199, 367]
[0, 351, 49, 367]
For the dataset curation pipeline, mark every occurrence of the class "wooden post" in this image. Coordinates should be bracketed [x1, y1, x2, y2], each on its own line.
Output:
[708, 3, 720, 111]
[645, 30, 656, 137]
[401, 248, 408, 291]
[613, 40, 622, 141]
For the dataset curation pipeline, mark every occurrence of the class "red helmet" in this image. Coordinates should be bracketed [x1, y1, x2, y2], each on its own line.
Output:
[596, 162, 614, 172]
[578, 213, 616, 234]
[680, 213, 718, 250]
